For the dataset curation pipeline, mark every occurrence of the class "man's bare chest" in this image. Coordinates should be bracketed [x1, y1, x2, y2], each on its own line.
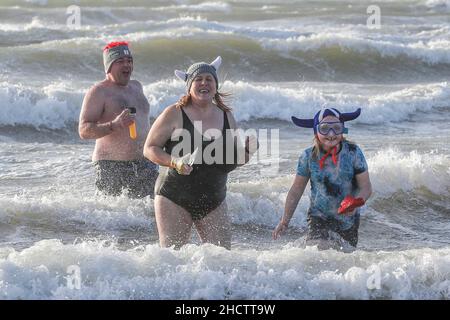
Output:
[103, 89, 149, 116]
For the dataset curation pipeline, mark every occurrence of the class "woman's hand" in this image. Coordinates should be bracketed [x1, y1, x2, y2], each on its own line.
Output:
[272, 220, 289, 240]
[338, 195, 365, 215]
[170, 156, 193, 175]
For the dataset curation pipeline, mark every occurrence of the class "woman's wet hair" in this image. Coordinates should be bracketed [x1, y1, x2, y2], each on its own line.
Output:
[312, 136, 353, 159]
[176, 91, 232, 112]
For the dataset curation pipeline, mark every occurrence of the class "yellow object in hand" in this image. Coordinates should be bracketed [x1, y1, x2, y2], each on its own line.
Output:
[127, 107, 137, 139]
[129, 122, 137, 139]
[170, 156, 184, 173]
[170, 148, 198, 174]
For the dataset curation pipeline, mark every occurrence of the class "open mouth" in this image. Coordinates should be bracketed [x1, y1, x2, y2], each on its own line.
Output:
[199, 89, 210, 94]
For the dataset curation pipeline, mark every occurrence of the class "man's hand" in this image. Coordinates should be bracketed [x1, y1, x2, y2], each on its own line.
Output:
[111, 109, 136, 130]
[338, 195, 365, 215]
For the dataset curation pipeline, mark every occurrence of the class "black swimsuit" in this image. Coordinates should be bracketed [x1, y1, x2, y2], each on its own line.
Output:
[155, 108, 238, 220]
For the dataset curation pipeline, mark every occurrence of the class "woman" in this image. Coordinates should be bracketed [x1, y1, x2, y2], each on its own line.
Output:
[144, 56, 257, 249]
[272, 107, 372, 250]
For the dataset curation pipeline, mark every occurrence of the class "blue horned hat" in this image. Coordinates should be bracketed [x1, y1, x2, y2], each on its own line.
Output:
[291, 107, 361, 134]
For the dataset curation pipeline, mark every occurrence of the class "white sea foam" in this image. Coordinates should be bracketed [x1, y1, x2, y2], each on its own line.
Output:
[0, 193, 154, 232]
[0, 17, 53, 32]
[424, 0, 450, 11]
[144, 80, 450, 123]
[155, 1, 232, 13]
[368, 148, 450, 196]
[0, 82, 83, 129]
[0, 240, 449, 299]
[3, 13, 450, 65]
[24, 0, 48, 5]
[262, 31, 450, 65]
[1, 80, 449, 128]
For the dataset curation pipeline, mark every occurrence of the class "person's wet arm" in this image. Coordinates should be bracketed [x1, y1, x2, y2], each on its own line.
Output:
[78, 86, 111, 139]
[273, 175, 309, 239]
[79, 86, 134, 139]
[143, 107, 175, 166]
[144, 106, 192, 174]
[355, 171, 372, 201]
[339, 171, 372, 216]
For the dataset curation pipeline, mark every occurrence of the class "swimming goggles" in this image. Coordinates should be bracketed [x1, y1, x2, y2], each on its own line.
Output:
[317, 121, 347, 135]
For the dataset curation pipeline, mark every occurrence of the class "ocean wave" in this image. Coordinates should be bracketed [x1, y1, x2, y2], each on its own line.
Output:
[423, 0, 450, 11]
[154, 1, 232, 13]
[145, 80, 450, 123]
[2, 15, 450, 82]
[368, 149, 450, 196]
[0, 193, 154, 232]
[0, 239, 449, 299]
[0, 0, 167, 7]
[262, 31, 450, 65]
[0, 82, 82, 129]
[1, 81, 449, 129]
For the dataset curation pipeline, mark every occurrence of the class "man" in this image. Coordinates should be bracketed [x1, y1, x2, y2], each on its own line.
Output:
[79, 41, 158, 198]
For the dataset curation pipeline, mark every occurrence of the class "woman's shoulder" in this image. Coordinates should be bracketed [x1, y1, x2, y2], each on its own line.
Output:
[224, 109, 237, 128]
[160, 104, 181, 117]
[155, 104, 182, 126]
[342, 141, 367, 162]
[343, 140, 363, 153]
[224, 109, 235, 117]
[299, 146, 314, 158]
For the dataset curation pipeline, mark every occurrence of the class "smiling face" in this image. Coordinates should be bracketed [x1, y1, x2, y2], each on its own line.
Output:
[316, 115, 344, 151]
[109, 56, 133, 86]
[189, 72, 217, 103]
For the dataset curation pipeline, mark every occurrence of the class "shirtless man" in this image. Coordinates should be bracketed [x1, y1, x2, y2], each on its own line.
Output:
[79, 41, 158, 198]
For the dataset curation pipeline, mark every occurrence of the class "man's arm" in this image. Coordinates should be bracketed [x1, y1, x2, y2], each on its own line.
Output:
[78, 86, 112, 139]
[78, 85, 134, 139]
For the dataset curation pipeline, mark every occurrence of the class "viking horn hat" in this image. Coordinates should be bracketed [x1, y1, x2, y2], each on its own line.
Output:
[174, 56, 222, 91]
[291, 108, 361, 134]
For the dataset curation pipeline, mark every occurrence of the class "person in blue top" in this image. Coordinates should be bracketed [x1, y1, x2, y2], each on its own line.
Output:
[272, 107, 372, 249]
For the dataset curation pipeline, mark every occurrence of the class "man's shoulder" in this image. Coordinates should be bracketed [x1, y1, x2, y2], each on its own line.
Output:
[88, 80, 110, 95]
[83, 81, 110, 102]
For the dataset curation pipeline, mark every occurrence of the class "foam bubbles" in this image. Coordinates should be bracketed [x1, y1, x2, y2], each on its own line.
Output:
[1, 241, 449, 299]
[368, 148, 450, 196]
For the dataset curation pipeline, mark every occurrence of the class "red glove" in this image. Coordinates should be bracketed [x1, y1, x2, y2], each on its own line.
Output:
[338, 195, 365, 214]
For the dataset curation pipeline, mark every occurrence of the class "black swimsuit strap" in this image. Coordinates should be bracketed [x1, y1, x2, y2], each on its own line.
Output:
[180, 107, 194, 132]
[223, 110, 230, 131]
